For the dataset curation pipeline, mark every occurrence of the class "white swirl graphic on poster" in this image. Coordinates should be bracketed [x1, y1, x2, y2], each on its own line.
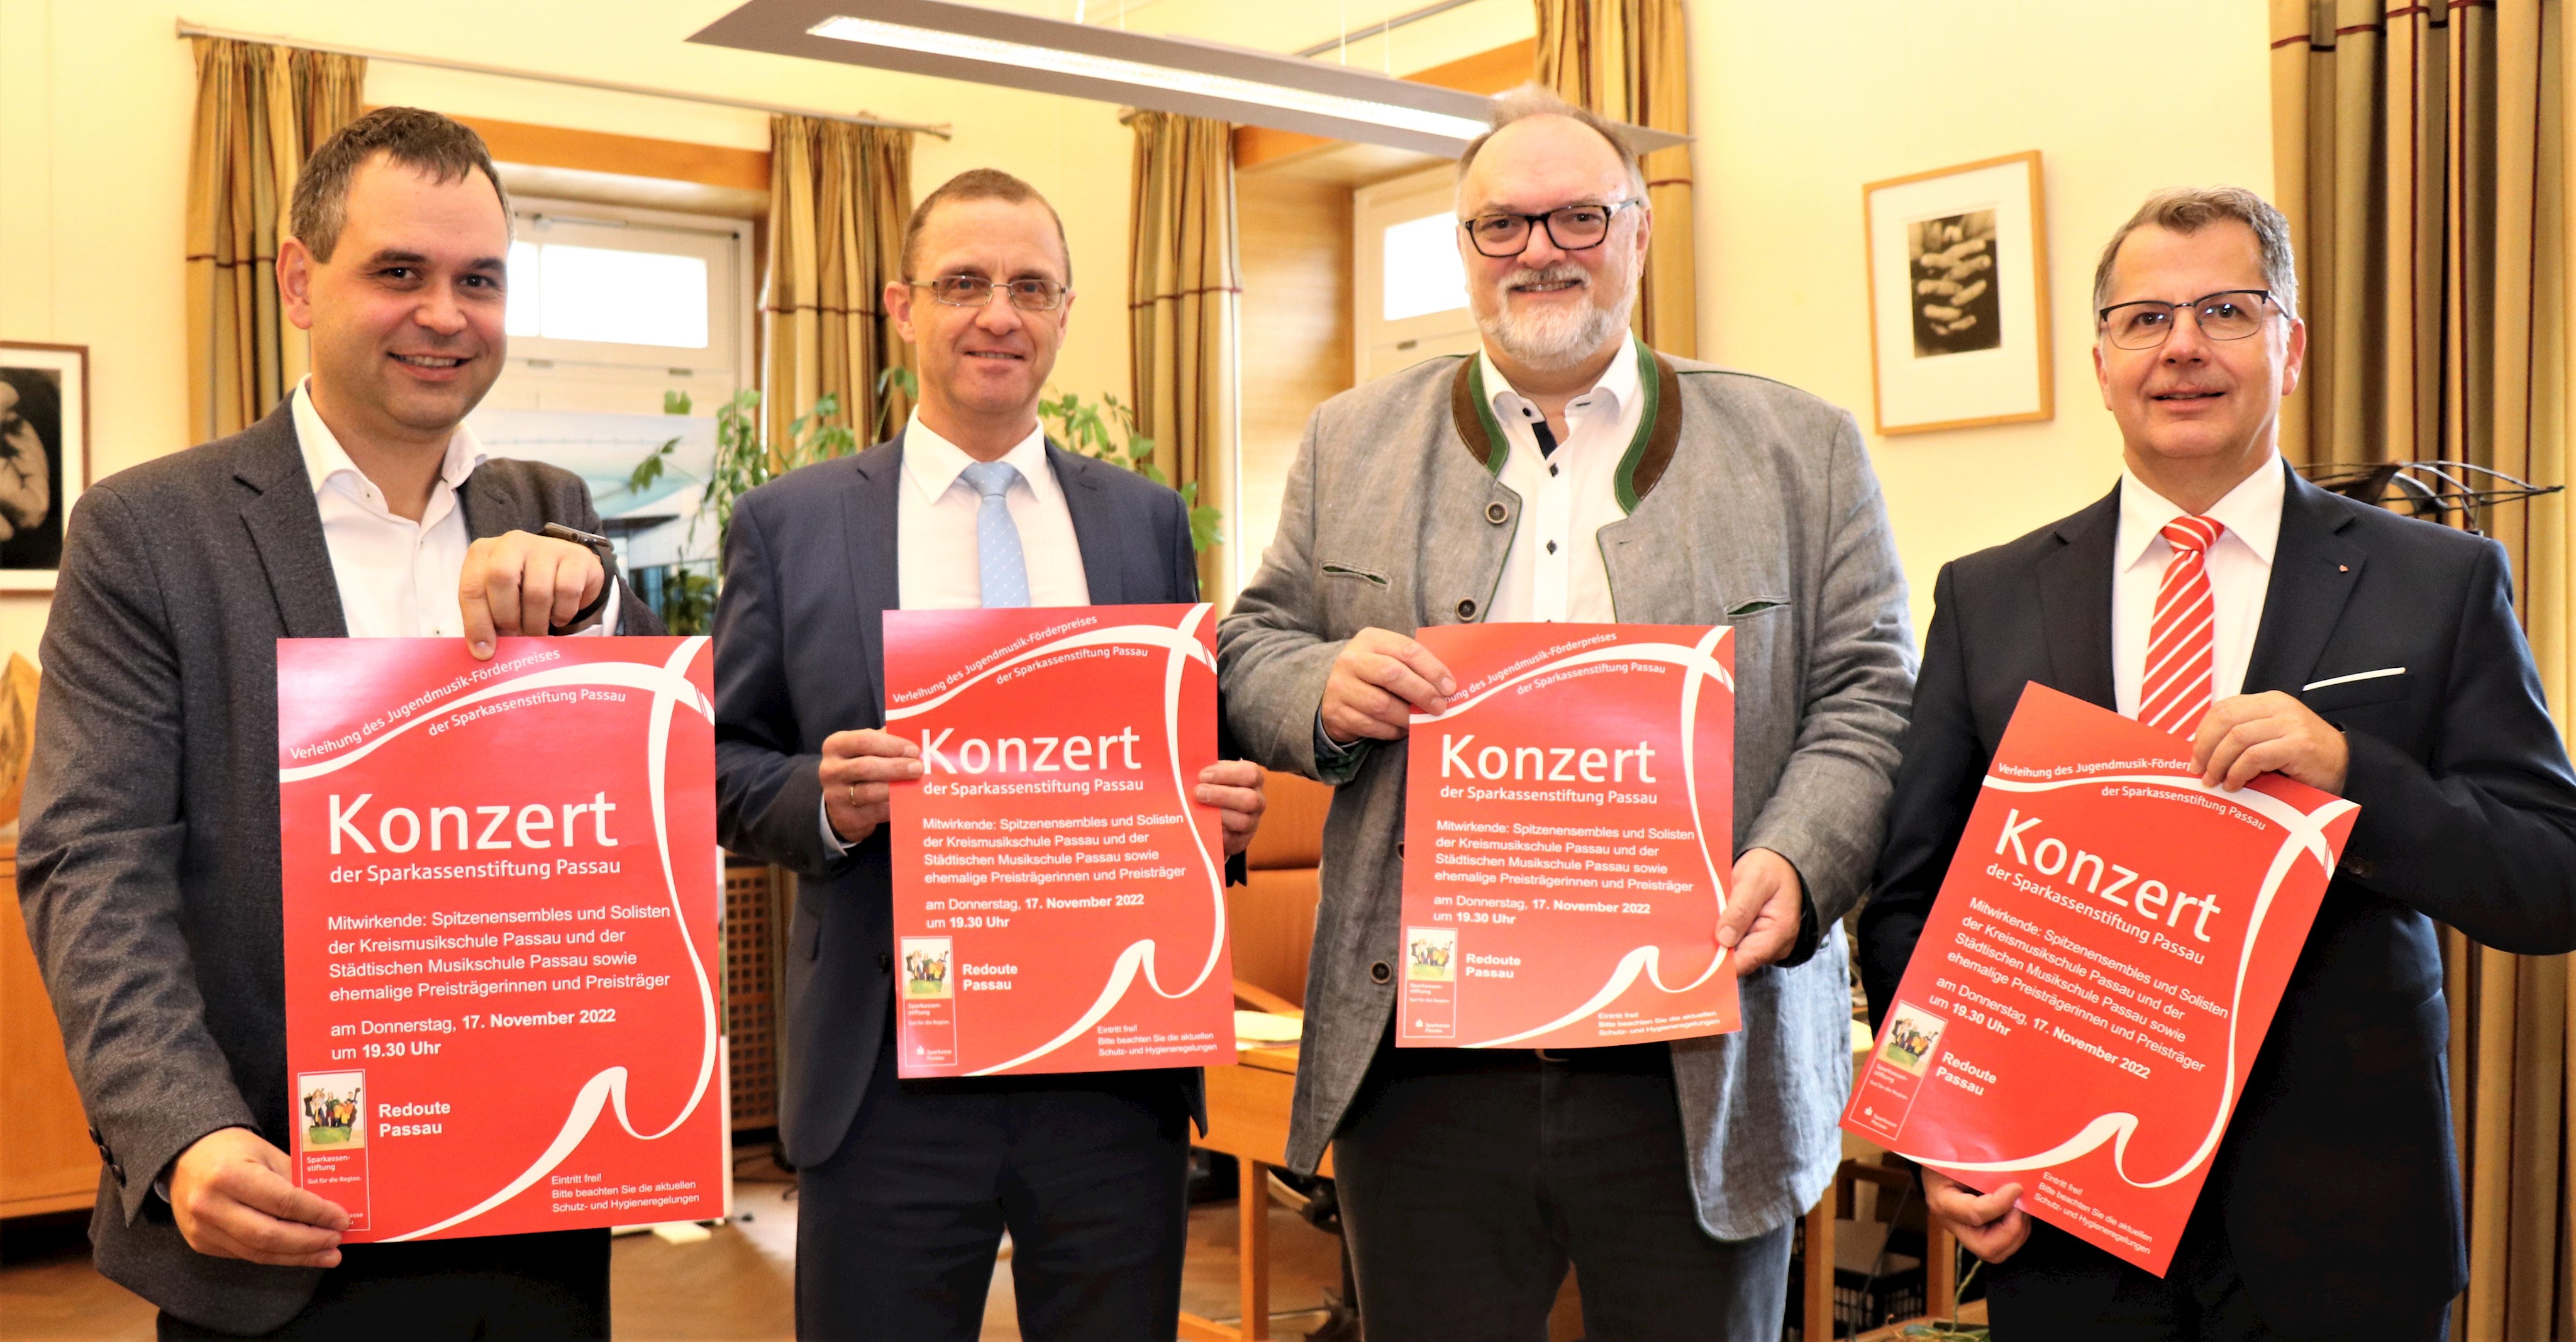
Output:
[1891, 775, 2357, 1189]
[1408, 627, 1737, 1047]
[279, 638, 719, 1240]
[884, 605, 1228, 1075]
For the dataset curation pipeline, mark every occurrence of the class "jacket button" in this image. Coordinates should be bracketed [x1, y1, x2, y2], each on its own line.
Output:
[109, 1162, 126, 1185]
[1369, 960, 1393, 984]
[877, 951, 892, 973]
[1456, 599, 1478, 621]
[1485, 502, 1509, 524]
[1397, 841, 1406, 858]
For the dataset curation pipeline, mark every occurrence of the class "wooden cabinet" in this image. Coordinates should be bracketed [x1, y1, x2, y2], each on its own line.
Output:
[1, 846, 103, 1217]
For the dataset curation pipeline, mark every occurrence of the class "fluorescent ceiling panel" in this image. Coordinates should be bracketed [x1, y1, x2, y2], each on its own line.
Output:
[689, 0, 1689, 158]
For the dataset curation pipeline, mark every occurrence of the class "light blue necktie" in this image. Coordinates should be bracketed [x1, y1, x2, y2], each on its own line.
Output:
[958, 460, 1030, 608]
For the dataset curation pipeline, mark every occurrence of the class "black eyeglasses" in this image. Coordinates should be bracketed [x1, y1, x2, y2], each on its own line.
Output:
[911, 275, 1069, 312]
[2097, 289, 2280, 350]
[1459, 200, 1641, 258]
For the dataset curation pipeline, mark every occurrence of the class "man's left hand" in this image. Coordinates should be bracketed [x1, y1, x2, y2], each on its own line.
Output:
[460, 531, 607, 659]
[2192, 692, 2348, 795]
[1195, 760, 1267, 858]
[1721, 847, 1803, 972]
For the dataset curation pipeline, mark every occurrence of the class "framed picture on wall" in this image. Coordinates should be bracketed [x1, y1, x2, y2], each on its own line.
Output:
[0, 342, 87, 592]
[1863, 151, 2053, 435]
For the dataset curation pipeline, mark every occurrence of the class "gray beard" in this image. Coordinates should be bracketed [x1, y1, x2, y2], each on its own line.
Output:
[1477, 279, 1636, 372]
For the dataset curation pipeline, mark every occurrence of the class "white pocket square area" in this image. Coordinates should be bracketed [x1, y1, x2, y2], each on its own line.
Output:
[2304, 667, 2406, 692]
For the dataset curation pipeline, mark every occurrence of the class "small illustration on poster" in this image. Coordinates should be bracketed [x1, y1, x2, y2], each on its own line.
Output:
[1877, 1004, 1947, 1078]
[903, 938, 955, 999]
[299, 1072, 367, 1148]
[1406, 928, 1456, 981]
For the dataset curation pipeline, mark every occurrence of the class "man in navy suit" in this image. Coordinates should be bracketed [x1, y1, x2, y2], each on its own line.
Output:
[1860, 187, 2576, 1339]
[711, 169, 1265, 1341]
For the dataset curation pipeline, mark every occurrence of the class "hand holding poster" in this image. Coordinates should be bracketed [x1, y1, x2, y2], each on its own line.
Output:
[1844, 684, 2357, 1275]
[884, 604, 1233, 1077]
[1398, 623, 1740, 1049]
[279, 637, 724, 1243]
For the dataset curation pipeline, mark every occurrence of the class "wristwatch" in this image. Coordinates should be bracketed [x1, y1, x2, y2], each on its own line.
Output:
[541, 523, 618, 633]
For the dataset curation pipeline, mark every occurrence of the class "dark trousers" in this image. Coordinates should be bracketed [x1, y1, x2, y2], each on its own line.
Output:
[155, 1229, 608, 1339]
[1987, 1219, 2450, 1342]
[1333, 1038, 1793, 1342]
[795, 1040, 1193, 1342]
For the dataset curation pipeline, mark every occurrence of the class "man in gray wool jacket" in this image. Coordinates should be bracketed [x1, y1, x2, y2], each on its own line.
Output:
[1218, 85, 1917, 1340]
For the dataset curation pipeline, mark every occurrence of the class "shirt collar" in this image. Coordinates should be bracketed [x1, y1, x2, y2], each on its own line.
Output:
[1481, 333, 1641, 428]
[2116, 454, 2286, 572]
[901, 410, 1054, 504]
[292, 379, 486, 501]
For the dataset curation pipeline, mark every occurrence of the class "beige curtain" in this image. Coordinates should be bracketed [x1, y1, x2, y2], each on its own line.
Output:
[1125, 110, 1239, 601]
[1533, 0, 1696, 358]
[184, 38, 364, 442]
[765, 116, 913, 454]
[2272, 3, 2573, 1338]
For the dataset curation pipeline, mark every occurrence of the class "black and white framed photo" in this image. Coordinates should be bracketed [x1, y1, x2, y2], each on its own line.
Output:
[1863, 152, 2053, 436]
[0, 341, 86, 591]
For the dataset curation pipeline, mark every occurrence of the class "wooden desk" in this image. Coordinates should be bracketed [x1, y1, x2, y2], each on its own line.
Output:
[1182, 1043, 1333, 1342]
[1, 846, 103, 1217]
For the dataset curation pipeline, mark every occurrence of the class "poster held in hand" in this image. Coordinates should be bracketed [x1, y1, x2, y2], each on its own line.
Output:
[1843, 683, 2357, 1275]
[279, 636, 725, 1243]
[885, 603, 1234, 1077]
[1398, 622, 1741, 1050]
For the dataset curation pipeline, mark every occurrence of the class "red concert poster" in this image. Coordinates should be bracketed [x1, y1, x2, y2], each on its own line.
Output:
[1397, 623, 1740, 1050]
[882, 604, 1233, 1078]
[277, 637, 725, 1244]
[1843, 684, 2357, 1275]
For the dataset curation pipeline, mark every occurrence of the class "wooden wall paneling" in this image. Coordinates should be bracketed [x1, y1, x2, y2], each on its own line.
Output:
[440, 113, 770, 193]
[1, 850, 103, 1217]
[1232, 171, 1355, 582]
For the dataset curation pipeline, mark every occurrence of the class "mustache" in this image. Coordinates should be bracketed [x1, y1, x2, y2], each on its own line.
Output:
[1500, 263, 1589, 290]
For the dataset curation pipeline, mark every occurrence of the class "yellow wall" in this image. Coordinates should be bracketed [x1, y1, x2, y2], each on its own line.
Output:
[1687, 1, 2277, 636]
[0, 0, 1140, 663]
[0, 0, 2282, 660]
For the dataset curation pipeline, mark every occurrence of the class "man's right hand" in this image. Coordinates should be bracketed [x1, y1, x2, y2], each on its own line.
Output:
[1321, 628, 1457, 744]
[821, 729, 924, 845]
[1921, 1168, 2029, 1265]
[168, 1126, 348, 1268]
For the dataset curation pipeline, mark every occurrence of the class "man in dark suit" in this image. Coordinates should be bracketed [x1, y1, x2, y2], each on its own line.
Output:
[20, 109, 661, 1339]
[1860, 186, 2576, 1339]
[711, 169, 1265, 1342]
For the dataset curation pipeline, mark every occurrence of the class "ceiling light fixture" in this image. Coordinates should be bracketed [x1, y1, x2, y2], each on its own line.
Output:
[690, 0, 1687, 159]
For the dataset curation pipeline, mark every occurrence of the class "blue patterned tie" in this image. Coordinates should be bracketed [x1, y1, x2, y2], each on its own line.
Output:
[958, 461, 1030, 608]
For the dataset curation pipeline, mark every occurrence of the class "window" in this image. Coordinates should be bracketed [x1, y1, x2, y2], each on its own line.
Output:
[482, 199, 751, 411]
[1380, 213, 1467, 322]
[1355, 166, 1481, 382]
[506, 241, 711, 348]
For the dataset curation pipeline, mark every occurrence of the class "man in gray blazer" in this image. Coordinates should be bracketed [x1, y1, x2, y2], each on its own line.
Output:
[20, 109, 660, 1339]
[1219, 86, 1915, 1339]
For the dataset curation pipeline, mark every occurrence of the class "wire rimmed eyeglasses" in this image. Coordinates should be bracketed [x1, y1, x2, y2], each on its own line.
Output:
[911, 275, 1069, 312]
[2096, 289, 2280, 350]
[1458, 200, 1642, 258]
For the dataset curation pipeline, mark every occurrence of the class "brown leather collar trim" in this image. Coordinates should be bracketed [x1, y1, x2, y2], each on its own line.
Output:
[1628, 352, 1684, 505]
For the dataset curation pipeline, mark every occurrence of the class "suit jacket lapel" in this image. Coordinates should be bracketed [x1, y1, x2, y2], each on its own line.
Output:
[1051, 443, 1126, 605]
[233, 405, 350, 640]
[845, 436, 906, 718]
[455, 455, 535, 540]
[2242, 466, 2367, 694]
[2038, 485, 2120, 709]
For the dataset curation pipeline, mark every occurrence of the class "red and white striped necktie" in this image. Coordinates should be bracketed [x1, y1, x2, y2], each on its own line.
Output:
[2139, 516, 2225, 738]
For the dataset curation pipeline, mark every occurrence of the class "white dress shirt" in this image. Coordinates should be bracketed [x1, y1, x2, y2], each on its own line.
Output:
[2110, 457, 2284, 719]
[825, 411, 1094, 851]
[294, 381, 616, 639]
[896, 411, 1091, 611]
[1482, 335, 1646, 624]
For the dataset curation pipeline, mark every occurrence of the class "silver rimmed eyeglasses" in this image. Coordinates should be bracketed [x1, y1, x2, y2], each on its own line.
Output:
[911, 275, 1069, 311]
[2097, 289, 2280, 350]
